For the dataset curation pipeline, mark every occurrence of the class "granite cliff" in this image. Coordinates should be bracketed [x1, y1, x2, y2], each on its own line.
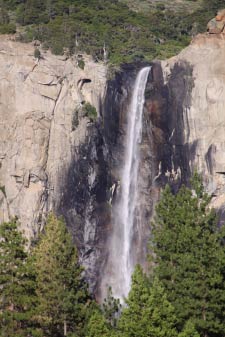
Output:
[151, 34, 225, 218]
[1, 32, 225, 295]
[0, 36, 109, 291]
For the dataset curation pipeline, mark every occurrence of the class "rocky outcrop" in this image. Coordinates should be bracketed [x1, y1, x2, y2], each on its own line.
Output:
[207, 9, 225, 34]
[1, 32, 225, 297]
[147, 34, 225, 221]
[0, 36, 108, 291]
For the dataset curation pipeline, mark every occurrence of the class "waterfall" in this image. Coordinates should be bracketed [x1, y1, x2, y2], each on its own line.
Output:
[101, 66, 151, 301]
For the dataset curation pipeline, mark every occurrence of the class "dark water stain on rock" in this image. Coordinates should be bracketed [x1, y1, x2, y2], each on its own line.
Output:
[147, 60, 195, 192]
[55, 60, 196, 297]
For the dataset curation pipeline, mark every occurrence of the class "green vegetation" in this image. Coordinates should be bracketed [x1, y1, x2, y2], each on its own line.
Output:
[0, 174, 225, 337]
[33, 214, 90, 337]
[86, 310, 112, 337]
[120, 0, 202, 13]
[0, 215, 91, 337]
[34, 48, 41, 59]
[0, 220, 37, 337]
[78, 59, 85, 70]
[0, 0, 223, 64]
[149, 173, 225, 337]
[118, 267, 178, 337]
[0, 185, 6, 197]
[83, 102, 98, 121]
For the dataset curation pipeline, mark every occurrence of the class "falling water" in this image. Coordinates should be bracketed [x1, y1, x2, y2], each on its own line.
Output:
[101, 67, 151, 301]
[119, 66, 151, 297]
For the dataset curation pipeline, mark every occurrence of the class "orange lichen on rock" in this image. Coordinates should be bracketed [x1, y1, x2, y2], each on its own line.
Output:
[207, 9, 225, 34]
[216, 15, 222, 21]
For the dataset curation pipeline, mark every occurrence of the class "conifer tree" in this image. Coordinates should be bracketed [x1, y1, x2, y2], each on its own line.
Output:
[118, 265, 178, 337]
[20, 0, 47, 25]
[0, 220, 37, 337]
[86, 309, 112, 337]
[0, 1, 9, 25]
[34, 213, 89, 337]
[179, 320, 200, 337]
[102, 286, 121, 328]
[150, 176, 225, 337]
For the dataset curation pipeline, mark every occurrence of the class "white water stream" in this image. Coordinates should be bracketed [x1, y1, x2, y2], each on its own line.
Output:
[102, 67, 151, 301]
[118, 66, 151, 298]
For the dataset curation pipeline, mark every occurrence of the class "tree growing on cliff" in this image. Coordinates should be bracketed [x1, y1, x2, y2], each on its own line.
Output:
[150, 174, 225, 337]
[0, 219, 37, 337]
[33, 213, 90, 337]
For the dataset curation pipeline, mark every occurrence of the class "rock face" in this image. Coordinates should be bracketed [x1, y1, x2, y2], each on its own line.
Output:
[0, 36, 109, 291]
[149, 34, 225, 221]
[207, 9, 225, 34]
[1, 32, 225, 297]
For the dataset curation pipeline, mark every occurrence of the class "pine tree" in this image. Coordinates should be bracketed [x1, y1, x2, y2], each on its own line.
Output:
[22, 0, 47, 25]
[0, 1, 9, 25]
[179, 320, 200, 337]
[150, 176, 225, 337]
[0, 220, 38, 337]
[102, 286, 121, 328]
[34, 213, 89, 337]
[118, 265, 178, 337]
[86, 309, 112, 337]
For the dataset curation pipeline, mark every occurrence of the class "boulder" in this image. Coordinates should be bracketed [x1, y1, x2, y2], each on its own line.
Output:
[207, 9, 225, 33]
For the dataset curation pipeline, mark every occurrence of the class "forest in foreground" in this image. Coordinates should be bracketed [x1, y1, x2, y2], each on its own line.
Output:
[0, 0, 224, 64]
[1, 174, 225, 337]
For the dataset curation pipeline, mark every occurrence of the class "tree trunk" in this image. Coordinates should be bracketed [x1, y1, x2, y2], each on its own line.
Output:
[64, 320, 67, 336]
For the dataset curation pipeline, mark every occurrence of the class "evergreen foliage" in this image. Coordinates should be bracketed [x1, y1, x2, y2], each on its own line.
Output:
[33, 213, 90, 337]
[0, 220, 37, 337]
[102, 287, 121, 328]
[0, 0, 223, 64]
[0, 178, 225, 337]
[83, 102, 98, 121]
[178, 320, 200, 337]
[86, 309, 112, 337]
[150, 177, 225, 337]
[34, 48, 41, 59]
[118, 265, 178, 337]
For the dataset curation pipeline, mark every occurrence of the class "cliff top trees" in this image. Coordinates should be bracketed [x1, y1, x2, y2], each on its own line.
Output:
[150, 175, 225, 337]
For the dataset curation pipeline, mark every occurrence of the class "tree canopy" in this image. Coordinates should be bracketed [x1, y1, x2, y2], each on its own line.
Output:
[150, 175, 225, 337]
[0, 220, 37, 337]
[33, 213, 90, 337]
[0, 0, 222, 64]
[0, 174, 225, 337]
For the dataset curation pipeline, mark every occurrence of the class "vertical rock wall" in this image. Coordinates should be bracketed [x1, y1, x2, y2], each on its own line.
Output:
[149, 35, 225, 221]
[1, 33, 225, 297]
[0, 36, 107, 248]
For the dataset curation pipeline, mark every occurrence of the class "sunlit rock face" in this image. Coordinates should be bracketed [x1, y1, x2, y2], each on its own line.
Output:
[0, 36, 107, 250]
[1, 32, 225, 297]
[150, 34, 225, 221]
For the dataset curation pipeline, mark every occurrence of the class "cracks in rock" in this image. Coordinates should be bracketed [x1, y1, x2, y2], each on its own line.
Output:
[37, 79, 58, 86]
[0, 186, 10, 219]
[45, 77, 64, 154]
[24, 59, 39, 82]
[51, 79, 63, 117]
[40, 94, 56, 101]
[35, 78, 63, 229]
